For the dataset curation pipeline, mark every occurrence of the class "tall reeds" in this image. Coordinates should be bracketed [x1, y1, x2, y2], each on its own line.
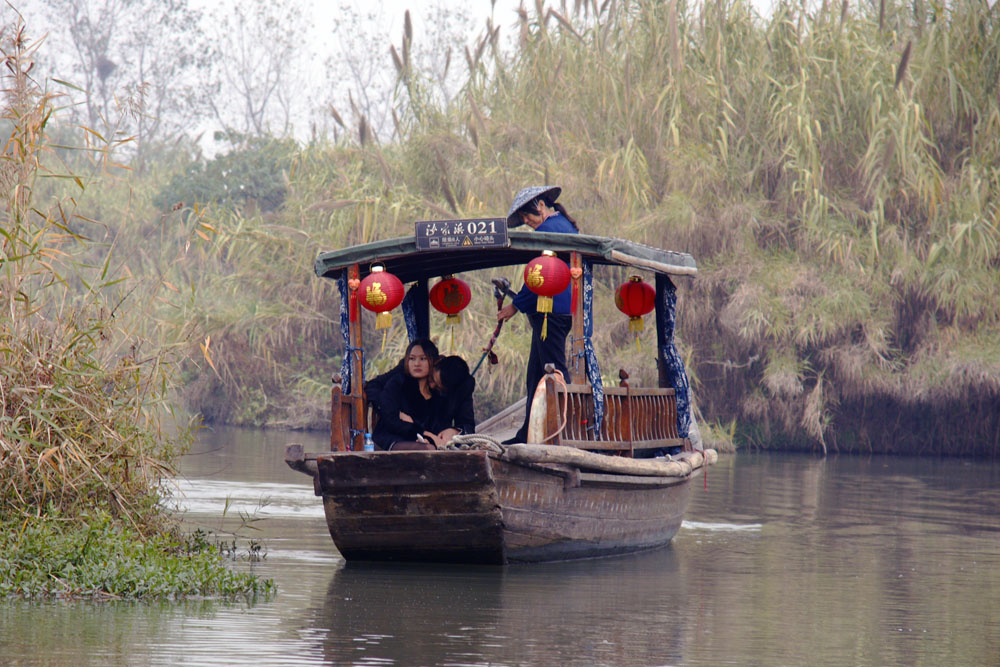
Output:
[0, 21, 188, 528]
[66, 1, 999, 455]
[375, 0, 998, 454]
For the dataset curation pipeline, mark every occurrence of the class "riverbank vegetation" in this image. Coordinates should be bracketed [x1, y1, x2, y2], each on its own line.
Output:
[0, 23, 271, 600]
[11, 0, 999, 457]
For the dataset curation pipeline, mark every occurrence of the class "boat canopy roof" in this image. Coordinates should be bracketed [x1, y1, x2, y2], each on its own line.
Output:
[315, 230, 697, 282]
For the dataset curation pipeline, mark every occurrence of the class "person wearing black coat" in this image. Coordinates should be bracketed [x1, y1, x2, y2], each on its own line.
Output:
[433, 355, 476, 437]
[365, 341, 476, 450]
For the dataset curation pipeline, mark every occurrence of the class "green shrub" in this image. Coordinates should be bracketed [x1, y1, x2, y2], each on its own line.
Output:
[0, 513, 274, 600]
[153, 135, 298, 214]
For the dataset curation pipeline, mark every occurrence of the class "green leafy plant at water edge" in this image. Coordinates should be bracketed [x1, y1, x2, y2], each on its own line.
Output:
[0, 513, 274, 601]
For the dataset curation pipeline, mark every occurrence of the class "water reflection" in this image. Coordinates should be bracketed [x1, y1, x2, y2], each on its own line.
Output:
[1, 429, 998, 666]
[301, 549, 691, 666]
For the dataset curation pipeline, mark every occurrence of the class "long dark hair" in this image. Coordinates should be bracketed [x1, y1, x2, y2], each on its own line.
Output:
[399, 338, 440, 377]
[518, 198, 580, 231]
[552, 202, 579, 230]
[436, 355, 471, 393]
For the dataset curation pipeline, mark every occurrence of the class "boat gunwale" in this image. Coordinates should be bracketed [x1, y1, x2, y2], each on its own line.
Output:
[295, 445, 714, 485]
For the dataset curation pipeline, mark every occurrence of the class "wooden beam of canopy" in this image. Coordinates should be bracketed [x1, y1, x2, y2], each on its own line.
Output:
[315, 231, 697, 283]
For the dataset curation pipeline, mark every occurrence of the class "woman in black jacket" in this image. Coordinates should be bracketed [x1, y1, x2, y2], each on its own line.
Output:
[368, 339, 441, 450]
[366, 341, 476, 450]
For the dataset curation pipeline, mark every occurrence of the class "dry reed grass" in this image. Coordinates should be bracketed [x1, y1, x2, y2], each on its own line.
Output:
[0, 21, 189, 528]
[53, 1, 999, 456]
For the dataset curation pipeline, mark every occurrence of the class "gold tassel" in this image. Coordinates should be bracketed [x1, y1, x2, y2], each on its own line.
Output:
[538, 294, 552, 340]
[375, 312, 391, 352]
[631, 317, 643, 352]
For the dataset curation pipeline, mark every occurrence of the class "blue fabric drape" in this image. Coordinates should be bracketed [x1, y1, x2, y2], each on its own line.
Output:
[656, 276, 691, 438]
[337, 271, 352, 395]
[401, 280, 429, 341]
[401, 288, 419, 342]
[582, 260, 604, 436]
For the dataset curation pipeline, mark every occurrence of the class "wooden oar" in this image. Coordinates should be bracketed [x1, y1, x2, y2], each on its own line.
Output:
[472, 277, 516, 376]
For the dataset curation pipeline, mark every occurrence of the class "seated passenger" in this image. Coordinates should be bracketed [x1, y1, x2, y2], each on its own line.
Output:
[434, 355, 476, 438]
[365, 338, 439, 415]
[370, 339, 442, 451]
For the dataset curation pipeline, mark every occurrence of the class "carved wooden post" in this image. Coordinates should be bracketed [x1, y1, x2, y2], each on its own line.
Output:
[331, 375, 345, 451]
[349, 263, 365, 452]
[619, 369, 633, 457]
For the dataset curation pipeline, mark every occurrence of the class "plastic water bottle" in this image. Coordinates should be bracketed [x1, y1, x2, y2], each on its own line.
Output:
[363, 432, 375, 452]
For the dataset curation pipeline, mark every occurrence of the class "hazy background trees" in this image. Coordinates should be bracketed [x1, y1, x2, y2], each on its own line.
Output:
[16, 0, 215, 170]
[11, 0, 490, 150]
[322, 2, 477, 142]
[207, 0, 307, 139]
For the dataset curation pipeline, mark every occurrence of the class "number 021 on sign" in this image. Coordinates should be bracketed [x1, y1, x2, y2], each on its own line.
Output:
[415, 218, 509, 250]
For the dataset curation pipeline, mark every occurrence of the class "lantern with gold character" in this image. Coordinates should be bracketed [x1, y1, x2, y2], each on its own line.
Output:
[429, 275, 472, 351]
[523, 250, 570, 340]
[615, 275, 656, 351]
[358, 265, 404, 350]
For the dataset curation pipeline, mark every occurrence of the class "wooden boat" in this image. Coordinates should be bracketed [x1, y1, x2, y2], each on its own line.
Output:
[286, 222, 716, 564]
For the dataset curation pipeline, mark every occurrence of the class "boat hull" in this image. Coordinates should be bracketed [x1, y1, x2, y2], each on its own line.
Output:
[310, 450, 692, 564]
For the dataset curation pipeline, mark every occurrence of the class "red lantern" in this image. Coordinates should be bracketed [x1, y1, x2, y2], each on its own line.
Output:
[615, 275, 655, 351]
[524, 250, 571, 340]
[430, 275, 472, 352]
[429, 275, 471, 324]
[358, 265, 404, 350]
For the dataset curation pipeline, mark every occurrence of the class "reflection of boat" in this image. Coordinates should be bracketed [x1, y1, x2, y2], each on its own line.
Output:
[286, 223, 716, 564]
[306, 551, 689, 664]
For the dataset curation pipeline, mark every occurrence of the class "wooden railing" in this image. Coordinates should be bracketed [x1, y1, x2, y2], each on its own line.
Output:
[329, 374, 378, 451]
[544, 381, 687, 456]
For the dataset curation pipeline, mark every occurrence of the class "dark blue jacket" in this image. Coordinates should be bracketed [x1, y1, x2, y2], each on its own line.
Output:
[511, 213, 577, 315]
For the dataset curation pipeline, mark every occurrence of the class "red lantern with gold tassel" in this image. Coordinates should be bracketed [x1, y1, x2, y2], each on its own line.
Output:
[358, 264, 404, 351]
[429, 275, 471, 351]
[523, 250, 570, 340]
[615, 275, 656, 351]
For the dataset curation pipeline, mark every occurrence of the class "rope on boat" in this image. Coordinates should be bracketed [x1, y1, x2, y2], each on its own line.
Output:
[447, 434, 505, 454]
[541, 369, 570, 444]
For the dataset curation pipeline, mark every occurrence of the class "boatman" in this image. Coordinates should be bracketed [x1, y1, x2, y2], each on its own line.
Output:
[497, 186, 580, 444]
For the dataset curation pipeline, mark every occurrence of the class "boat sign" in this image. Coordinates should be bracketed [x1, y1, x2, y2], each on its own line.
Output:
[415, 218, 509, 250]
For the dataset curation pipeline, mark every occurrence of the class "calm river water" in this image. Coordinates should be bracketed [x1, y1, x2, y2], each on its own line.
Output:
[2, 426, 998, 665]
